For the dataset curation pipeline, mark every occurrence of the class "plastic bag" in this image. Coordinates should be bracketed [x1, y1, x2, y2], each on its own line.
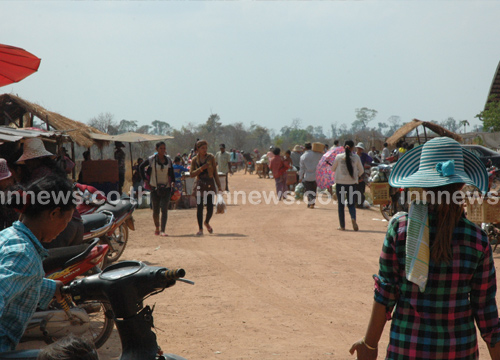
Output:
[294, 182, 305, 200]
[216, 193, 227, 214]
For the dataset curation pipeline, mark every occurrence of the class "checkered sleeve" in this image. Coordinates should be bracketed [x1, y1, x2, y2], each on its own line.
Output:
[470, 233, 500, 346]
[373, 214, 404, 319]
[38, 278, 57, 310]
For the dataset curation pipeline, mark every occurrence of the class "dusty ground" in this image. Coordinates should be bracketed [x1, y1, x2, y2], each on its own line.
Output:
[71, 172, 497, 359]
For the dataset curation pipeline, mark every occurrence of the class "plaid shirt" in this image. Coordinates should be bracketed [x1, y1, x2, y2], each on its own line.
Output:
[0, 221, 56, 351]
[374, 213, 500, 359]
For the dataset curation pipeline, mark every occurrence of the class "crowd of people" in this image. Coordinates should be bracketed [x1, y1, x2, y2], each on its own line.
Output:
[2, 134, 500, 360]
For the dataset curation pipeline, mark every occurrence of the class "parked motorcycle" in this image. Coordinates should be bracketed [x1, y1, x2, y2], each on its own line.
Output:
[370, 163, 409, 221]
[2, 261, 193, 360]
[20, 238, 114, 350]
[75, 183, 137, 263]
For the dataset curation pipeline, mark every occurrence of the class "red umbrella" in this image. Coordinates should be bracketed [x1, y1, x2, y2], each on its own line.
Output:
[0, 44, 41, 87]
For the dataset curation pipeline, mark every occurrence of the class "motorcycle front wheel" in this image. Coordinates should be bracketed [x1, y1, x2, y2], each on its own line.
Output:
[79, 300, 114, 349]
[105, 223, 129, 263]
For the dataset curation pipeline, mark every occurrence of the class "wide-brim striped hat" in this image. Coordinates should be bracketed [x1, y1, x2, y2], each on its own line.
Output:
[389, 137, 488, 194]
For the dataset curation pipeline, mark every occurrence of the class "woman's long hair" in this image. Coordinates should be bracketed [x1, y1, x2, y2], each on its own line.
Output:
[424, 183, 464, 263]
[344, 140, 355, 178]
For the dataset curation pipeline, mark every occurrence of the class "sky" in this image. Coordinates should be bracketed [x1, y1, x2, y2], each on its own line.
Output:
[1, 1, 500, 136]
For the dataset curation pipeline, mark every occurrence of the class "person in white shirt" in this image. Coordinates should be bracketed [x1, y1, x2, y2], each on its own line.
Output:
[381, 142, 390, 163]
[331, 140, 364, 231]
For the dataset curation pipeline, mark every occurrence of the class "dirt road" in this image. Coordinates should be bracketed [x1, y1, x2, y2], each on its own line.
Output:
[90, 172, 495, 359]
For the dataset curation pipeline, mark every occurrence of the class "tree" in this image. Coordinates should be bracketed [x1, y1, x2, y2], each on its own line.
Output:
[459, 119, 470, 134]
[353, 107, 378, 131]
[88, 112, 118, 134]
[440, 117, 458, 133]
[476, 95, 500, 132]
[136, 125, 151, 134]
[117, 119, 138, 134]
[151, 120, 172, 135]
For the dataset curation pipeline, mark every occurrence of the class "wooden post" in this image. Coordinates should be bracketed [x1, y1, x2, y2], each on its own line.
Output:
[415, 126, 421, 144]
[423, 126, 428, 142]
[128, 142, 134, 175]
[30, 113, 34, 127]
[46, 115, 50, 131]
[71, 141, 76, 180]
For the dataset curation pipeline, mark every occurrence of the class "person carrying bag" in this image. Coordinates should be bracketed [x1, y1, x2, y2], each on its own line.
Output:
[139, 141, 174, 237]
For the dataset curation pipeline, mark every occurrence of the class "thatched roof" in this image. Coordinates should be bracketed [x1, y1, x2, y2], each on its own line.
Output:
[0, 93, 105, 148]
[485, 61, 500, 108]
[386, 119, 463, 146]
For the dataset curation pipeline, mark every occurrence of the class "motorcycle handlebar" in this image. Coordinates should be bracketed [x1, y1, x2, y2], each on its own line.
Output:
[161, 268, 186, 280]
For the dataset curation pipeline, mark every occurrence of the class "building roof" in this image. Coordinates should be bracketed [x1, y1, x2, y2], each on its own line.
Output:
[485, 61, 500, 108]
[0, 93, 105, 147]
[386, 119, 463, 146]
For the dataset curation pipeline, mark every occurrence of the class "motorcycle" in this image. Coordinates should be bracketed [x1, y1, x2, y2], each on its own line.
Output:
[75, 183, 137, 263]
[2, 261, 193, 360]
[369, 163, 409, 221]
[246, 160, 255, 175]
[20, 238, 114, 349]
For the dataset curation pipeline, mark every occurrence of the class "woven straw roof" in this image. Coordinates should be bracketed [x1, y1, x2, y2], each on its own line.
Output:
[485, 61, 500, 108]
[0, 93, 105, 148]
[386, 119, 463, 146]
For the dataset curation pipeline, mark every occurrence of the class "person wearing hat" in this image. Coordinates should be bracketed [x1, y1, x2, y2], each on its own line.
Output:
[291, 145, 303, 172]
[350, 137, 500, 360]
[190, 140, 222, 236]
[215, 144, 231, 191]
[16, 137, 60, 182]
[114, 141, 126, 195]
[354, 142, 373, 209]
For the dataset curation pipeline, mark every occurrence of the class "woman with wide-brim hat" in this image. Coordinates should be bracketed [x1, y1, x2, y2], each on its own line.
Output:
[190, 140, 221, 236]
[350, 137, 500, 360]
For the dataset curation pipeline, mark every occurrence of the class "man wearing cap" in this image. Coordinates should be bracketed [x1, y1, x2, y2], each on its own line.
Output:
[355, 142, 373, 209]
[215, 144, 231, 192]
[114, 141, 126, 195]
[299, 142, 323, 209]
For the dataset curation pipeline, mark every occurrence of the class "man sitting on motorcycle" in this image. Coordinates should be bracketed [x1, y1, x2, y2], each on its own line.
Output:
[0, 175, 73, 352]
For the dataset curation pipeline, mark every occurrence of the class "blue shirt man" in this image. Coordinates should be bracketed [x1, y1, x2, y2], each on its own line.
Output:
[0, 221, 57, 351]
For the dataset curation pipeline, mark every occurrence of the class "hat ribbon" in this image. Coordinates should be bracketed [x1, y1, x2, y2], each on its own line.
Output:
[435, 160, 455, 177]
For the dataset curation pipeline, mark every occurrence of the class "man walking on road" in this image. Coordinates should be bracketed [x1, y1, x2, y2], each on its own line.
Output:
[299, 143, 323, 209]
[215, 144, 231, 192]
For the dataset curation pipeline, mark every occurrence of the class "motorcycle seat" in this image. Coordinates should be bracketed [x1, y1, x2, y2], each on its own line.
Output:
[43, 242, 91, 273]
[0, 349, 39, 359]
[82, 213, 111, 234]
[97, 200, 135, 220]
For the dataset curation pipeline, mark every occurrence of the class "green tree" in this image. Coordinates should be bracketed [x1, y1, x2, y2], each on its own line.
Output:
[352, 107, 378, 132]
[152, 120, 172, 135]
[440, 117, 458, 133]
[117, 119, 138, 133]
[459, 119, 470, 134]
[476, 95, 500, 132]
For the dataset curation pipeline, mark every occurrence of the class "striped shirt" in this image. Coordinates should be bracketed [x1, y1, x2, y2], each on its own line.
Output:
[374, 212, 500, 359]
[0, 221, 56, 351]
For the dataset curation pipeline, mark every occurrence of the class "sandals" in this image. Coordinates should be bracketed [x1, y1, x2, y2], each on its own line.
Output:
[154, 230, 160, 236]
[352, 219, 359, 232]
[204, 222, 213, 234]
[337, 227, 345, 231]
[160, 232, 168, 237]
[196, 230, 203, 236]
